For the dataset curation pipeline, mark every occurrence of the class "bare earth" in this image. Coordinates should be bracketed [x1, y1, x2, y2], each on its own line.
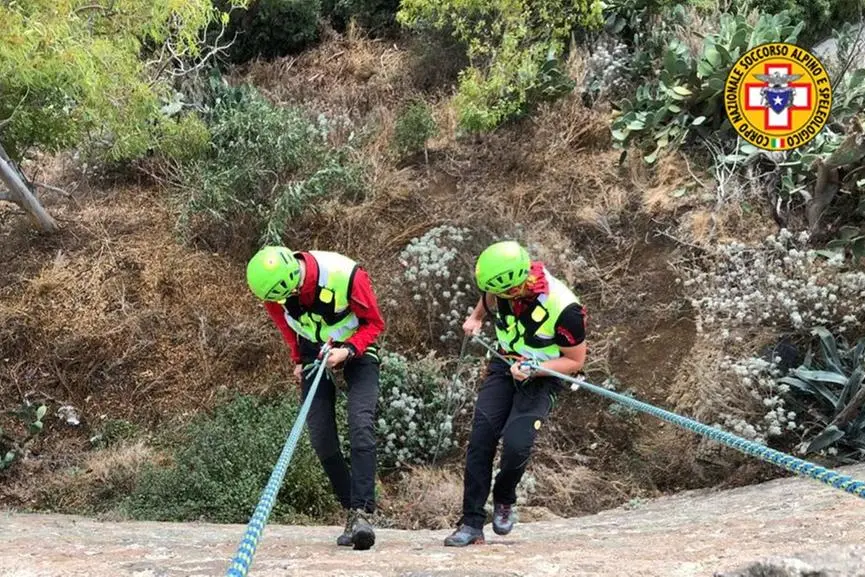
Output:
[2, 464, 865, 577]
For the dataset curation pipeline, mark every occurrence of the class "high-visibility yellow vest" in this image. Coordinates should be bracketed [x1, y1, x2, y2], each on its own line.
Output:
[490, 269, 581, 361]
[282, 251, 360, 344]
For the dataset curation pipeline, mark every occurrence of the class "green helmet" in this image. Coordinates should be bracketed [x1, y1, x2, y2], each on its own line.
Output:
[246, 246, 301, 301]
[474, 241, 531, 294]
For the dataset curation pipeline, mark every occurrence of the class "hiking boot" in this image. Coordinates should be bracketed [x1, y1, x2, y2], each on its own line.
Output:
[443, 524, 485, 547]
[350, 509, 376, 551]
[336, 510, 354, 546]
[492, 503, 515, 536]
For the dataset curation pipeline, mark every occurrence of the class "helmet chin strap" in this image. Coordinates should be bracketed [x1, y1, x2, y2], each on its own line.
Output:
[296, 258, 306, 289]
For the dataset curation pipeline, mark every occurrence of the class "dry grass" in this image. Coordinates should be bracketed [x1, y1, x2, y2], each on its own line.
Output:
[630, 152, 706, 216]
[35, 441, 159, 515]
[379, 465, 464, 530]
[686, 330, 781, 423]
[663, 329, 787, 473]
[528, 460, 638, 516]
[0, 187, 289, 435]
[632, 423, 711, 491]
[237, 23, 413, 121]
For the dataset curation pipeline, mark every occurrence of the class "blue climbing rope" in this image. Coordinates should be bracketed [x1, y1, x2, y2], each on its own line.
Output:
[470, 335, 865, 500]
[225, 346, 333, 577]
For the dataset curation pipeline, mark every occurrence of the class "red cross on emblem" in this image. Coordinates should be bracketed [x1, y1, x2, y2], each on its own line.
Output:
[744, 63, 811, 131]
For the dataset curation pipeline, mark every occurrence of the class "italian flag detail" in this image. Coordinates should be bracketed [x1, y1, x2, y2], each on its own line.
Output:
[770, 137, 786, 149]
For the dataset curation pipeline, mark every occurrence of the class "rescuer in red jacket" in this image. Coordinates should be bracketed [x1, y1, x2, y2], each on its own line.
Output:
[246, 246, 386, 551]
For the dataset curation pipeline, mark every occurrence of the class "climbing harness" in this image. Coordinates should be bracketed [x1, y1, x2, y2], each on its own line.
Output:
[225, 344, 334, 577]
[470, 334, 865, 500]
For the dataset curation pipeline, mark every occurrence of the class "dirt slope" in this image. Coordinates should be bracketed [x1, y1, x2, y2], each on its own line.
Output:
[3, 464, 864, 577]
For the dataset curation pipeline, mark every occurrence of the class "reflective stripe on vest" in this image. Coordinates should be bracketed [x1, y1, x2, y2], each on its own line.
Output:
[283, 251, 360, 344]
[494, 269, 581, 362]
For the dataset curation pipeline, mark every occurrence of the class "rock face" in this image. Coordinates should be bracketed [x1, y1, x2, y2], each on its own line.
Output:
[716, 545, 865, 577]
[2, 464, 865, 577]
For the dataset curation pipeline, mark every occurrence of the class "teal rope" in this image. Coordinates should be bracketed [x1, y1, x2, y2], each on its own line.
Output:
[225, 347, 333, 577]
[470, 335, 865, 500]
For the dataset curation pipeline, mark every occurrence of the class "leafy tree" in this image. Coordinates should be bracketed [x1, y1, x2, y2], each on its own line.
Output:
[397, 0, 604, 133]
[0, 0, 243, 233]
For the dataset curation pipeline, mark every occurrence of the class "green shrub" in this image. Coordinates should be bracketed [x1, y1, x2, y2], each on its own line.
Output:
[0, 402, 48, 473]
[220, 0, 322, 63]
[154, 114, 212, 165]
[731, 0, 862, 44]
[175, 80, 364, 244]
[125, 394, 337, 523]
[780, 327, 865, 460]
[392, 100, 438, 158]
[376, 350, 477, 470]
[397, 0, 602, 134]
[89, 419, 141, 449]
[610, 8, 803, 163]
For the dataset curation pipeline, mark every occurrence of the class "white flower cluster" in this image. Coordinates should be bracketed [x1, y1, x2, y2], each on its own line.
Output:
[597, 376, 638, 418]
[712, 355, 802, 445]
[375, 351, 477, 469]
[683, 229, 865, 335]
[485, 469, 537, 509]
[584, 37, 631, 99]
[399, 225, 476, 344]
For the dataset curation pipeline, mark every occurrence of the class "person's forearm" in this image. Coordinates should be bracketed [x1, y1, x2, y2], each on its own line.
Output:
[470, 293, 493, 320]
[539, 344, 586, 376]
[539, 356, 583, 376]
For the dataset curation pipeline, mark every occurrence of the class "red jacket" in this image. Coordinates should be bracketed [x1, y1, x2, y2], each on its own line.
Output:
[263, 252, 385, 363]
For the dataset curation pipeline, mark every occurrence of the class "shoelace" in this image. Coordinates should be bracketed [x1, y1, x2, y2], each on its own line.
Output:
[343, 510, 357, 534]
[498, 504, 512, 521]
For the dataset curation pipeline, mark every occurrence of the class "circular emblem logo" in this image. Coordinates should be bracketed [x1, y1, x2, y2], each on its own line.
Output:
[724, 42, 832, 151]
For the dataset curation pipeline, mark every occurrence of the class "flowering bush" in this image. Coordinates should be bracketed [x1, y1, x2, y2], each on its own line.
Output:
[714, 355, 801, 446]
[713, 327, 865, 462]
[397, 225, 477, 346]
[583, 37, 631, 102]
[486, 468, 537, 511]
[683, 229, 865, 337]
[376, 350, 477, 470]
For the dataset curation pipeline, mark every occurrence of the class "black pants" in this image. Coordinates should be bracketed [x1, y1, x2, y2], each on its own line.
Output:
[299, 339, 380, 513]
[459, 357, 562, 529]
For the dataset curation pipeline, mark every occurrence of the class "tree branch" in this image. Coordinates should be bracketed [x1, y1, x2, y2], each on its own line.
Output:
[33, 181, 72, 198]
[72, 4, 114, 15]
[0, 87, 30, 133]
[148, 8, 241, 86]
[0, 141, 59, 233]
